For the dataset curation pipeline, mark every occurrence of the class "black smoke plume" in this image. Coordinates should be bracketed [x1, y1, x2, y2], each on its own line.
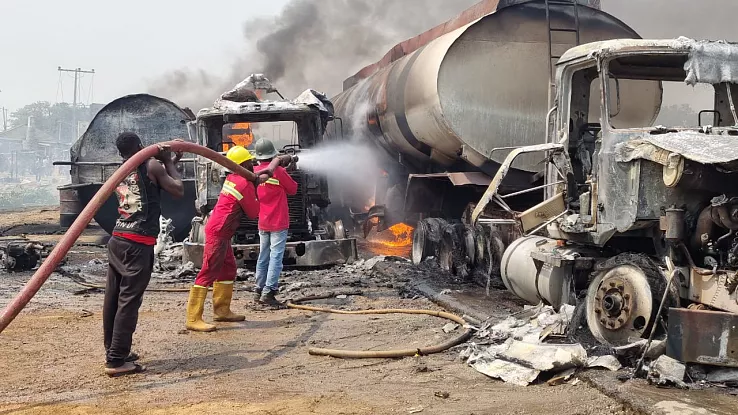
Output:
[147, 0, 478, 110]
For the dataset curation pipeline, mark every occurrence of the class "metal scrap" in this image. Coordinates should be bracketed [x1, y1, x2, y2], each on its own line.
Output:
[0, 238, 52, 272]
[462, 304, 626, 386]
[467, 340, 587, 386]
[667, 308, 738, 368]
[586, 355, 622, 371]
[706, 368, 738, 386]
[647, 355, 687, 388]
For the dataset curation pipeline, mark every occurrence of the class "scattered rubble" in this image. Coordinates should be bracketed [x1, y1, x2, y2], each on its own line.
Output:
[461, 303, 621, 386]
[442, 323, 459, 333]
[647, 355, 687, 388]
[586, 355, 622, 372]
[154, 216, 174, 256]
[706, 368, 738, 386]
[0, 238, 52, 272]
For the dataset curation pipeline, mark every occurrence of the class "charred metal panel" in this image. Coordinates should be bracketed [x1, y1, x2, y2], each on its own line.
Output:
[71, 94, 194, 166]
[687, 270, 738, 314]
[667, 308, 738, 367]
[66, 94, 196, 241]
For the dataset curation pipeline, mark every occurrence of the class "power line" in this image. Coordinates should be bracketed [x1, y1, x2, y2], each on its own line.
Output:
[57, 66, 95, 140]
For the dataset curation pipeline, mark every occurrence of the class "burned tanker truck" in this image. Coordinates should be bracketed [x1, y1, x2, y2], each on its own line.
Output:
[331, 0, 738, 356]
[56, 75, 357, 267]
[182, 76, 357, 267]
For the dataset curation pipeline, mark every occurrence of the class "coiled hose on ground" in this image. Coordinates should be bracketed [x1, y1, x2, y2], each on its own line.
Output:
[0, 141, 261, 334]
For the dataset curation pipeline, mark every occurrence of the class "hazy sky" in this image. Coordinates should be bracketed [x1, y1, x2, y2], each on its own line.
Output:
[2, 0, 737, 113]
[0, 0, 289, 111]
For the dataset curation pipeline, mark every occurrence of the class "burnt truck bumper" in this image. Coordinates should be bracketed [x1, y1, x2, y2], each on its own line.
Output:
[182, 238, 358, 268]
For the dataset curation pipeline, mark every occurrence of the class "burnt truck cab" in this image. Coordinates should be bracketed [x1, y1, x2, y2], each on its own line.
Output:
[182, 89, 357, 267]
[472, 38, 738, 350]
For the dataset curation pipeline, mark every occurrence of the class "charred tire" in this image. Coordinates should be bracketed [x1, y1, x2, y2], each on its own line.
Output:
[585, 254, 680, 347]
[439, 222, 469, 279]
[412, 221, 429, 265]
[412, 218, 446, 265]
[463, 225, 476, 265]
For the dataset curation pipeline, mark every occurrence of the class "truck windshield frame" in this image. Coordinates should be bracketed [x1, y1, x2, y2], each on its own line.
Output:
[600, 51, 726, 131]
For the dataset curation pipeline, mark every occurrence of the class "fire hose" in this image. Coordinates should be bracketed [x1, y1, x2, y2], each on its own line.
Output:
[0, 141, 470, 359]
[0, 141, 274, 334]
[287, 294, 473, 359]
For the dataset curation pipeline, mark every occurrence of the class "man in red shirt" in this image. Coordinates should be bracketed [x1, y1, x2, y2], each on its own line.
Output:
[253, 139, 298, 307]
[185, 146, 268, 332]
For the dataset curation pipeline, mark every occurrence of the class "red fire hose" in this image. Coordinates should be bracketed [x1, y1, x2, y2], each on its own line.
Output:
[0, 141, 263, 334]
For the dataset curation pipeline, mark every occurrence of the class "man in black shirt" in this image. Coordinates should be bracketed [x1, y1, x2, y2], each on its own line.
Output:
[103, 132, 184, 377]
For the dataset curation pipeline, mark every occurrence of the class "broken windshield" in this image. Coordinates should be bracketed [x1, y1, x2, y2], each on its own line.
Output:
[605, 53, 738, 130]
[221, 121, 298, 152]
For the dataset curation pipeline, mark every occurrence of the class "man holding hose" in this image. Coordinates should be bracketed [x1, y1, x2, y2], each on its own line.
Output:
[104, 132, 185, 377]
[253, 138, 298, 307]
[186, 146, 278, 331]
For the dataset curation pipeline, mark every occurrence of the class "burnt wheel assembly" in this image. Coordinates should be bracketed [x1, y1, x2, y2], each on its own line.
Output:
[585, 255, 679, 346]
[411, 218, 446, 265]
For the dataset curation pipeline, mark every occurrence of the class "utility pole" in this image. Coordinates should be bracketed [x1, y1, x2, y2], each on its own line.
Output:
[57, 67, 95, 141]
[0, 89, 6, 131]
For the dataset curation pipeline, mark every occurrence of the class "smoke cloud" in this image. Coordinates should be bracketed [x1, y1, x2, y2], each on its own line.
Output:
[147, 0, 478, 110]
[601, 0, 738, 40]
[148, 0, 738, 111]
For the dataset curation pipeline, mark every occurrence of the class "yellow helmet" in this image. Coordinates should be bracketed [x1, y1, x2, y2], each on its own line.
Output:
[226, 146, 253, 165]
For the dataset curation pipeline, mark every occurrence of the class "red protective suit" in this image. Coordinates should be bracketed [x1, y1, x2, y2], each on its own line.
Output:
[194, 174, 259, 287]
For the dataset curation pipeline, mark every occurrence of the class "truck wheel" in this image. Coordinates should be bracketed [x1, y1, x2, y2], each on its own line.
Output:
[412, 221, 429, 265]
[412, 218, 446, 265]
[439, 222, 469, 279]
[585, 254, 679, 347]
[463, 225, 476, 265]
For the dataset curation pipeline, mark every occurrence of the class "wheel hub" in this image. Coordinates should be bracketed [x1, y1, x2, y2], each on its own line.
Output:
[593, 277, 634, 330]
[586, 264, 655, 346]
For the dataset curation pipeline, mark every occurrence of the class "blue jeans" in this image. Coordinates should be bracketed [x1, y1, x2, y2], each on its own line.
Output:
[255, 230, 288, 293]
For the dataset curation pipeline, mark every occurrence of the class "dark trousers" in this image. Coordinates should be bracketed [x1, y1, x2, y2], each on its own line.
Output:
[103, 236, 154, 368]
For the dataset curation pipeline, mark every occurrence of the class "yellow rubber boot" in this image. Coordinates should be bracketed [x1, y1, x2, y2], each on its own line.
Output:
[213, 281, 246, 322]
[186, 286, 216, 332]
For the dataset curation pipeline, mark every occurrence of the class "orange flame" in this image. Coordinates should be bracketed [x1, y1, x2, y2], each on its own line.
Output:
[370, 223, 414, 248]
[224, 122, 254, 151]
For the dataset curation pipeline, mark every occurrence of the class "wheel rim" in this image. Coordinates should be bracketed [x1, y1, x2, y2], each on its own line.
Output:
[586, 264, 654, 346]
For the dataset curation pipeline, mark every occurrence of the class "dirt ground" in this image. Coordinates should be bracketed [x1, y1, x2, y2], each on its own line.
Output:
[0, 208, 634, 414]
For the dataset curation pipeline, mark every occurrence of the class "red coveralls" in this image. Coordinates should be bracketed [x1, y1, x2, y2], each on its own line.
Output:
[194, 174, 259, 287]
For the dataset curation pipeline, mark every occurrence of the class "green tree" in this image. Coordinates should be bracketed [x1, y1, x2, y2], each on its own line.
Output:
[9, 101, 94, 142]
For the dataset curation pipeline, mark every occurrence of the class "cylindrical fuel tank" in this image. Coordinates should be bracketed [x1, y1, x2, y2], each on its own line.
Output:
[69, 94, 196, 241]
[332, 0, 660, 177]
[500, 235, 576, 308]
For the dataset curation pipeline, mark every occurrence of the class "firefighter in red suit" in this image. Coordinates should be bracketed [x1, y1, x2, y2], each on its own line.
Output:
[185, 146, 264, 332]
